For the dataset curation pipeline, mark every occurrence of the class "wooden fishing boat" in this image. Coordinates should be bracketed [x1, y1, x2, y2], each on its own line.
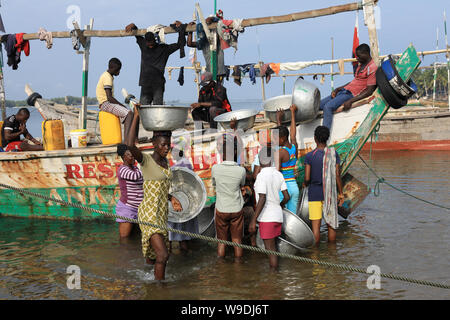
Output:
[0, 45, 421, 220]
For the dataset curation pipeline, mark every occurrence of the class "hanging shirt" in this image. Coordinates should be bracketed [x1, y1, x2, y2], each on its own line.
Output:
[135, 35, 182, 87]
[344, 59, 377, 97]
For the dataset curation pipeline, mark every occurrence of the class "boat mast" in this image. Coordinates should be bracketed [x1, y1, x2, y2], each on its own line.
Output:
[362, 0, 380, 64]
[444, 9, 450, 111]
[433, 27, 439, 108]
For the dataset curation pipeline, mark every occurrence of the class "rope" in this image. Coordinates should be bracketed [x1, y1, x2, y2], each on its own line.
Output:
[0, 181, 449, 290]
[358, 155, 450, 210]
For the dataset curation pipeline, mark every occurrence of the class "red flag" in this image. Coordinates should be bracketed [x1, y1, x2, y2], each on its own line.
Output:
[352, 13, 359, 74]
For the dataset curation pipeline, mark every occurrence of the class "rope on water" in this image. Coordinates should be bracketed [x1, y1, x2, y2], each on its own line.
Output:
[358, 155, 450, 211]
[0, 181, 449, 290]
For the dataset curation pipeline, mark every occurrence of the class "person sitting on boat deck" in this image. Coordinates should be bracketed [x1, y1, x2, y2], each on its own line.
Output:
[272, 105, 300, 215]
[115, 144, 143, 239]
[190, 71, 232, 131]
[211, 132, 246, 260]
[1, 108, 43, 152]
[303, 126, 344, 245]
[125, 21, 185, 105]
[96, 58, 137, 142]
[319, 43, 377, 130]
[249, 146, 290, 270]
[126, 104, 183, 281]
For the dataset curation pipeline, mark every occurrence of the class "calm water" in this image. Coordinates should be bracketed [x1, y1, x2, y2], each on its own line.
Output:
[0, 150, 449, 300]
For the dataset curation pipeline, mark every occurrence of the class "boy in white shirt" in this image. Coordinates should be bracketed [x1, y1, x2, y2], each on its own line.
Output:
[249, 147, 290, 270]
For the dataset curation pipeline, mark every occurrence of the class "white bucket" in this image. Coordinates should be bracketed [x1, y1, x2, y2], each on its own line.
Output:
[69, 129, 87, 148]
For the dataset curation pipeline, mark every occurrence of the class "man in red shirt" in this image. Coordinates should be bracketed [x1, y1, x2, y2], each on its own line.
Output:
[320, 43, 377, 130]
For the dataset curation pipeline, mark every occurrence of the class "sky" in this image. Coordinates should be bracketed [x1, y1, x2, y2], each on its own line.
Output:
[1, 0, 449, 103]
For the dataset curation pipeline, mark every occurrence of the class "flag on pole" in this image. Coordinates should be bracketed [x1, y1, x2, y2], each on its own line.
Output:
[352, 12, 360, 75]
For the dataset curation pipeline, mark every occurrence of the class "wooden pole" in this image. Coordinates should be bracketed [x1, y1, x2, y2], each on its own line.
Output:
[444, 9, 450, 111]
[22, 1, 366, 41]
[78, 18, 94, 130]
[433, 27, 439, 108]
[363, 0, 380, 64]
[259, 61, 266, 101]
[330, 37, 334, 91]
[0, 43, 6, 121]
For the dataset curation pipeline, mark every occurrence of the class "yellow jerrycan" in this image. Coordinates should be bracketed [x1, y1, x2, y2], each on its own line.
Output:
[99, 111, 122, 145]
[42, 119, 65, 151]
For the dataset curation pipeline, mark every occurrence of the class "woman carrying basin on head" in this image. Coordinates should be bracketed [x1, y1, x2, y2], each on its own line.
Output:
[126, 104, 182, 280]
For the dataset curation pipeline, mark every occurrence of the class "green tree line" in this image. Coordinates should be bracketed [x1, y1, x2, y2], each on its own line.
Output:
[5, 96, 98, 108]
[412, 67, 449, 97]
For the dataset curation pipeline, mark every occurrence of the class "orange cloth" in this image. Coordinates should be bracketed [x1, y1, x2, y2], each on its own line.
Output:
[15, 33, 30, 56]
[269, 63, 280, 75]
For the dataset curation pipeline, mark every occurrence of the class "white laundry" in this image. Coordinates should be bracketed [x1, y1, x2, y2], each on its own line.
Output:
[146, 24, 166, 43]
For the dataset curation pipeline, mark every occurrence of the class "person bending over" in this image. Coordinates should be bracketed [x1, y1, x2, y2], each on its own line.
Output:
[1, 108, 43, 152]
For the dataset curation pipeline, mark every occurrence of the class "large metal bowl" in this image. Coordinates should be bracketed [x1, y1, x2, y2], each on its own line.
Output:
[214, 109, 259, 132]
[139, 105, 190, 131]
[256, 230, 306, 255]
[296, 187, 312, 227]
[168, 167, 207, 223]
[197, 204, 216, 237]
[291, 77, 321, 123]
[263, 94, 292, 124]
[282, 208, 315, 248]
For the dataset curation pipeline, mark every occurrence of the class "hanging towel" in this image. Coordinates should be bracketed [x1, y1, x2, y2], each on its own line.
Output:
[232, 65, 241, 86]
[170, 23, 187, 58]
[338, 59, 345, 75]
[147, 24, 166, 44]
[217, 18, 244, 51]
[322, 147, 339, 229]
[4, 34, 19, 70]
[279, 60, 329, 71]
[269, 63, 280, 75]
[15, 33, 30, 56]
[38, 28, 53, 49]
[177, 66, 184, 86]
[260, 63, 274, 83]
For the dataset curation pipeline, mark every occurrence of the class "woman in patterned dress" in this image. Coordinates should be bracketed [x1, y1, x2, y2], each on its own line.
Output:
[126, 105, 182, 280]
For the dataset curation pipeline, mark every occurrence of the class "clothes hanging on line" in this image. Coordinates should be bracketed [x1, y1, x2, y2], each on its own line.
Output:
[260, 63, 275, 83]
[279, 60, 329, 71]
[2, 33, 29, 70]
[38, 27, 53, 49]
[269, 63, 280, 75]
[216, 18, 244, 51]
[170, 23, 187, 58]
[177, 66, 184, 86]
[232, 65, 241, 86]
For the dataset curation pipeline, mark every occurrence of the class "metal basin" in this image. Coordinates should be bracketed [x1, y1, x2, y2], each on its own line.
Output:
[296, 187, 312, 227]
[263, 94, 293, 124]
[168, 167, 207, 223]
[214, 109, 259, 132]
[256, 230, 305, 255]
[197, 204, 216, 238]
[139, 105, 190, 131]
[291, 77, 321, 123]
[282, 208, 315, 248]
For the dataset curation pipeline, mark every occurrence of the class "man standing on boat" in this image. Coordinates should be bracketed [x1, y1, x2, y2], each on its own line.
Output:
[319, 43, 377, 130]
[190, 71, 232, 130]
[1, 108, 44, 152]
[125, 21, 185, 105]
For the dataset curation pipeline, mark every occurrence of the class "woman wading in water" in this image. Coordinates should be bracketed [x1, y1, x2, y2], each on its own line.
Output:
[126, 105, 182, 280]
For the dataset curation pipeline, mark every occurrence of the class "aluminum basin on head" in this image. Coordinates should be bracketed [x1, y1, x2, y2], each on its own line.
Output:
[291, 77, 320, 123]
[263, 94, 292, 124]
[214, 109, 259, 132]
[168, 167, 207, 223]
[282, 208, 315, 248]
[139, 105, 190, 131]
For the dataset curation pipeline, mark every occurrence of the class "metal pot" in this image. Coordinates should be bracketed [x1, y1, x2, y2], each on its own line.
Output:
[139, 105, 190, 131]
[168, 167, 207, 223]
[291, 77, 321, 123]
[214, 109, 259, 132]
[282, 208, 315, 248]
[197, 204, 216, 237]
[296, 187, 312, 227]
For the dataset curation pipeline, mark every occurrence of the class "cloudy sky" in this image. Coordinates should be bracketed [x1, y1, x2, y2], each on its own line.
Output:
[1, 0, 449, 103]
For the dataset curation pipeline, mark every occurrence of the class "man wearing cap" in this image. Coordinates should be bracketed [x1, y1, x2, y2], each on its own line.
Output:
[190, 71, 232, 130]
[125, 21, 185, 105]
